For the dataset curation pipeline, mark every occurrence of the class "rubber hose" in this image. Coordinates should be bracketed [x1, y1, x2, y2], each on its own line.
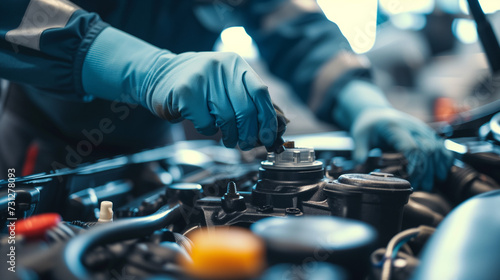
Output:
[54, 204, 181, 280]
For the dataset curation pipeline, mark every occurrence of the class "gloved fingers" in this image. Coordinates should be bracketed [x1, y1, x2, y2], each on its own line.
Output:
[405, 149, 429, 191]
[351, 114, 379, 164]
[410, 130, 454, 190]
[264, 104, 288, 152]
[242, 71, 277, 148]
[207, 98, 239, 148]
[237, 112, 260, 151]
[352, 129, 372, 164]
[405, 131, 453, 191]
[379, 122, 419, 153]
[350, 108, 452, 191]
[176, 84, 219, 136]
[374, 123, 430, 190]
[419, 152, 435, 192]
[382, 124, 433, 190]
[225, 87, 260, 151]
[187, 112, 218, 136]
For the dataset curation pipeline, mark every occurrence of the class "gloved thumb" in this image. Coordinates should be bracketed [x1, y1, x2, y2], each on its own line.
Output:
[264, 104, 289, 153]
[352, 130, 371, 164]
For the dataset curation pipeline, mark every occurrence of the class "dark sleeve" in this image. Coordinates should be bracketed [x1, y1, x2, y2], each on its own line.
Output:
[0, 0, 109, 100]
[243, 1, 373, 122]
[194, 0, 372, 123]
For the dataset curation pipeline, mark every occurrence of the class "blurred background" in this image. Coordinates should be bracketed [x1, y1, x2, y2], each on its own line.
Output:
[1, 0, 499, 136]
[213, 0, 500, 135]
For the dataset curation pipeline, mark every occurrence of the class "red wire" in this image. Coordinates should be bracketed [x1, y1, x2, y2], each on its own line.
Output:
[22, 142, 39, 176]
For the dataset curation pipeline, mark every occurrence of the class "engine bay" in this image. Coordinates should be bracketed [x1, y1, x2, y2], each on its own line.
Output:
[1, 110, 500, 280]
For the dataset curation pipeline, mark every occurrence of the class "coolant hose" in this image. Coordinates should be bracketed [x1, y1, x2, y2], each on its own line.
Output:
[54, 204, 181, 280]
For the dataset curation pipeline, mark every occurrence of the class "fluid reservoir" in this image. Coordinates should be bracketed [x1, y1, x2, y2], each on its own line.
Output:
[251, 216, 377, 280]
[180, 227, 265, 280]
[324, 172, 413, 246]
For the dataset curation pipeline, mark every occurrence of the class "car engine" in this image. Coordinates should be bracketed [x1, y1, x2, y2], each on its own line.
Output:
[1, 109, 500, 280]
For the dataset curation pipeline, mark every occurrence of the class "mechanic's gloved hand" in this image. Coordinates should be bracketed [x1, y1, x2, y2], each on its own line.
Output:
[351, 108, 453, 190]
[82, 27, 280, 150]
[332, 80, 453, 191]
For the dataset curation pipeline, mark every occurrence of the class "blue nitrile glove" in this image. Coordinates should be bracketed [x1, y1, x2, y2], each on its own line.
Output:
[333, 80, 453, 191]
[81, 27, 280, 150]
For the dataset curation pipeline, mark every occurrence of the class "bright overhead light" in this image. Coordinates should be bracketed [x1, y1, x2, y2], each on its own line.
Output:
[217, 26, 258, 59]
[379, 0, 434, 15]
[452, 18, 478, 44]
[317, 0, 378, 54]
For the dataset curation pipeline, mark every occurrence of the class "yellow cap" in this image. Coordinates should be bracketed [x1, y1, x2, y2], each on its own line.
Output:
[180, 227, 265, 279]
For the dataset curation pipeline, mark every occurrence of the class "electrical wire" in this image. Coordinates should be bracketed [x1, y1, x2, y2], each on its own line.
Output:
[54, 204, 181, 280]
[381, 226, 435, 280]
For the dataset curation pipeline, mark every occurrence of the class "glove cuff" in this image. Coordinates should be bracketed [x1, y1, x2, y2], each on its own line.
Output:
[81, 26, 172, 105]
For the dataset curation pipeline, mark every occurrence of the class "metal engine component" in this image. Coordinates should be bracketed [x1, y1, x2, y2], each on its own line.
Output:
[324, 172, 413, 245]
[261, 141, 323, 170]
[1, 127, 499, 280]
[251, 216, 377, 279]
[252, 143, 326, 209]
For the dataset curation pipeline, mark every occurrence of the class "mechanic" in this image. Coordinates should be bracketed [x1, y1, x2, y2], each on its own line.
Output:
[0, 0, 452, 190]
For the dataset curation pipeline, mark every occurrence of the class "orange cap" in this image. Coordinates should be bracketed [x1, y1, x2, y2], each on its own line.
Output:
[16, 213, 62, 237]
[180, 227, 265, 279]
